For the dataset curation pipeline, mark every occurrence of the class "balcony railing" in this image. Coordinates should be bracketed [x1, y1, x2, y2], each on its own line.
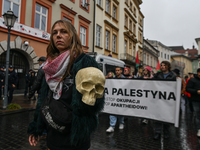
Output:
[120, 53, 135, 63]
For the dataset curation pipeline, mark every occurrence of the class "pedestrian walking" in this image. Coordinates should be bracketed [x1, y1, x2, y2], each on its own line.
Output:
[24, 69, 32, 98]
[0, 66, 5, 100]
[172, 69, 186, 114]
[106, 66, 125, 133]
[28, 20, 105, 150]
[152, 61, 177, 140]
[185, 73, 194, 113]
[3, 65, 18, 104]
[186, 68, 200, 137]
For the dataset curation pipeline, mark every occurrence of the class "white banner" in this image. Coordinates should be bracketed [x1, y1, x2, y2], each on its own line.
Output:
[103, 78, 182, 127]
[0, 17, 50, 40]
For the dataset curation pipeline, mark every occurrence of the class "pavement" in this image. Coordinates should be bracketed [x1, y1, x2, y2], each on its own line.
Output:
[0, 94, 36, 115]
[0, 96, 200, 149]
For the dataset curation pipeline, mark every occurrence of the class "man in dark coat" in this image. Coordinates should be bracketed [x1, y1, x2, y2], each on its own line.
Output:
[153, 61, 177, 140]
[0, 66, 5, 100]
[6, 65, 18, 104]
[28, 56, 46, 100]
[186, 68, 200, 137]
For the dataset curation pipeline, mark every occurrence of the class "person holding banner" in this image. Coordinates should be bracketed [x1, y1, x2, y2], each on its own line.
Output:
[123, 67, 132, 78]
[153, 61, 177, 140]
[140, 66, 153, 124]
[106, 67, 125, 133]
[186, 68, 200, 137]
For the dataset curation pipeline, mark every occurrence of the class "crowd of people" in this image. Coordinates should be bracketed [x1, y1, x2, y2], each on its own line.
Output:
[105, 61, 200, 141]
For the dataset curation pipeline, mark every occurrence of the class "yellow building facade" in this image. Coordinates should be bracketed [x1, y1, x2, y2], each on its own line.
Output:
[94, 0, 144, 71]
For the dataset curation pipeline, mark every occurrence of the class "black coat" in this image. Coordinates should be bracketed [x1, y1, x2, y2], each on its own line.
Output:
[29, 68, 44, 98]
[186, 75, 200, 102]
[0, 70, 5, 84]
[153, 71, 177, 80]
[7, 70, 18, 86]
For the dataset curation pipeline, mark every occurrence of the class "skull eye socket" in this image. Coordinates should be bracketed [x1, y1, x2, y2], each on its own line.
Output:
[95, 85, 104, 93]
[82, 82, 93, 90]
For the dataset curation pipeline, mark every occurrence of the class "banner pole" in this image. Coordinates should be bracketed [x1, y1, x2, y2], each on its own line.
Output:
[175, 78, 182, 127]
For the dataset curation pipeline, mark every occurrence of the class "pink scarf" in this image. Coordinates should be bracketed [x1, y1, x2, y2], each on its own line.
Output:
[43, 50, 70, 100]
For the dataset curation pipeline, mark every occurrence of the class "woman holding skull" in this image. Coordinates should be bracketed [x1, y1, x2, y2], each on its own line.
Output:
[28, 20, 105, 150]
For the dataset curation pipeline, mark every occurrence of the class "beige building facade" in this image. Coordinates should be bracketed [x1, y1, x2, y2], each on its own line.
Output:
[147, 40, 171, 63]
[143, 39, 159, 73]
[94, 0, 144, 71]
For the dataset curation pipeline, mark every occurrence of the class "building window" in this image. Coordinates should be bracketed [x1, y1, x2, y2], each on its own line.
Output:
[161, 52, 163, 58]
[133, 46, 135, 56]
[3, 0, 21, 22]
[63, 17, 72, 23]
[112, 34, 116, 53]
[133, 24, 135, 34]
[125, 15, 128, 27]
[125, 40, 127, 54]
[147, 54, 149, 65]
[154, 58, 156, 67]
[106, 0, 110, 13]
[188, 54, 191, 57]
[151, 56, 152, 66]
[34, 3, 48, 31]
[80, 26, 86, 46]
[134, 7, 136, 16]
[97, 0, 101, 6]
[129, 20, 132, 31]
[130, 2, 132, 11]
[113, 5, 117, 19]
[105, 30, 110, 50]
[143, 53, 146, 64]
[96, 25, 101, 47]
[81, 0, 88, 9]
[167, 54, 169, 60]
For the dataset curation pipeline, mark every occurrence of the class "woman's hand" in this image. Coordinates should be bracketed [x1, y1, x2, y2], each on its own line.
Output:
[29, 134, 39, 146]
[143, 76, 149, 79]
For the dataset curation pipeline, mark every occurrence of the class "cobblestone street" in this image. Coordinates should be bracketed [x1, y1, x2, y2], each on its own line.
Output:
[0, 98, 200, 150]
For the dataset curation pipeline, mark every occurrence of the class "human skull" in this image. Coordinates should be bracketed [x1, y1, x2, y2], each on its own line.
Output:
[76, 67, 105, 106]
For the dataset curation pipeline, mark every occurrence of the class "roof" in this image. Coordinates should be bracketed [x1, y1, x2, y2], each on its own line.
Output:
[168, 46, 185, 51]
[173, 49, 198, 59]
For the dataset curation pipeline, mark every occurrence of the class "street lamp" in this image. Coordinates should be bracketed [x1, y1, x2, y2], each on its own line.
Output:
[2, 10, 17, 109]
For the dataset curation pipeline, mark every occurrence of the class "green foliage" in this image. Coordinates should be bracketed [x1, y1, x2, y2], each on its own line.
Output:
[7, 103, 21, 110]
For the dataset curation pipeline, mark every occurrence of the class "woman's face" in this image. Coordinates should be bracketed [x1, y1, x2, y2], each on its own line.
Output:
[108, 73, 112, 77]
[52, 23, 70, 52]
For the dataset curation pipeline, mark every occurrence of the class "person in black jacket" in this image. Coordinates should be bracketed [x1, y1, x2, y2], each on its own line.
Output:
[153, 61, 177, 140]
[0, 66, 5, 100]
[5, 65, 18, 104]
[186, 68, 200, 137]
[28, 56, 46, 100]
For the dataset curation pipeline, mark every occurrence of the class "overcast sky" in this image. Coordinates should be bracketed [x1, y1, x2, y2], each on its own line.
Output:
[140, 0, 200, 49]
